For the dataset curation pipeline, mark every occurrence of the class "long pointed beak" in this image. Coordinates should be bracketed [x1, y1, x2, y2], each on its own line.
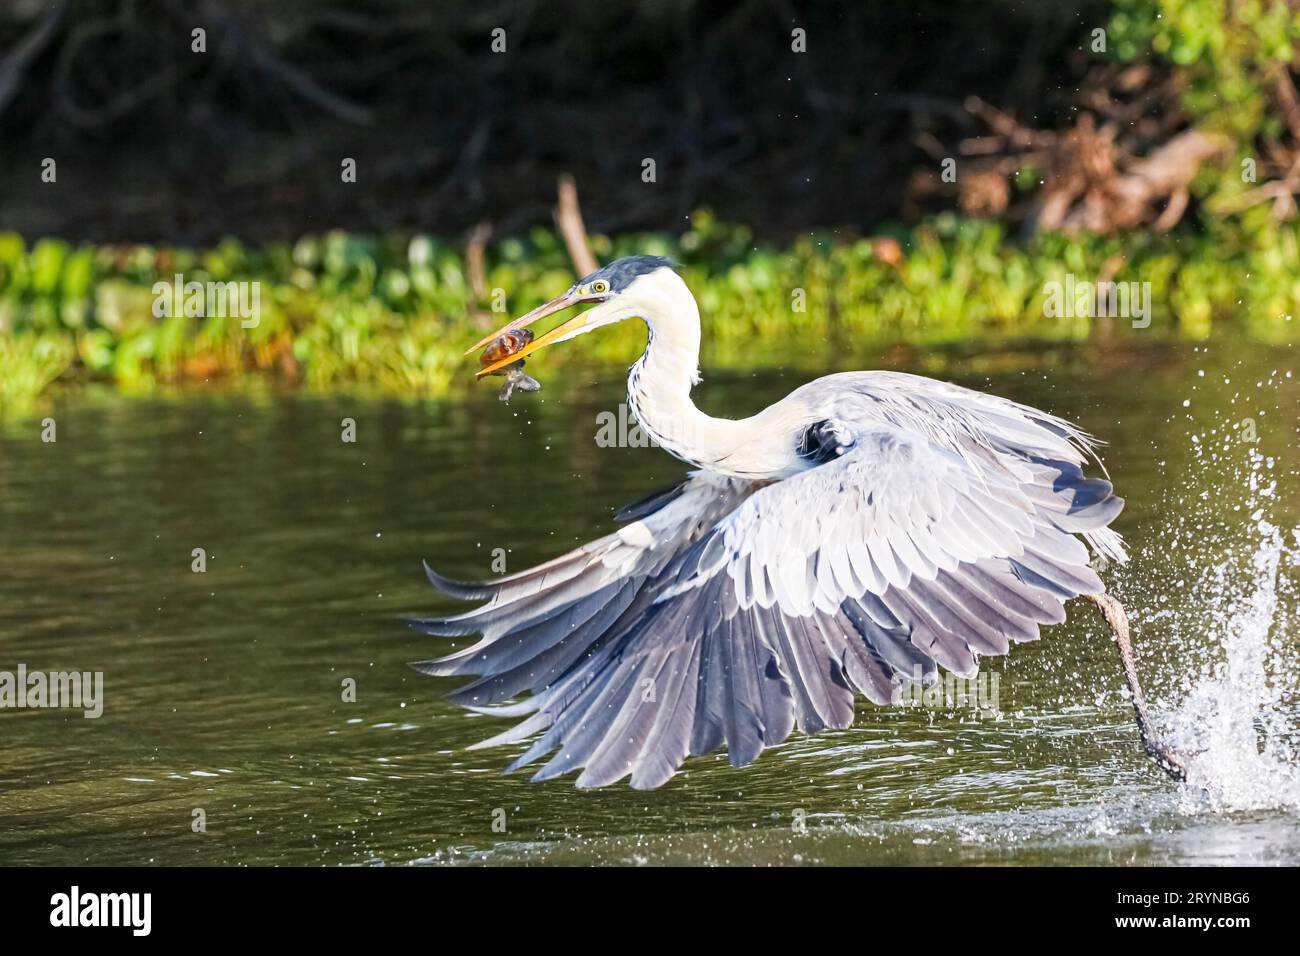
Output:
[475, 310, 592, 377]
[464, 292, 578, 356]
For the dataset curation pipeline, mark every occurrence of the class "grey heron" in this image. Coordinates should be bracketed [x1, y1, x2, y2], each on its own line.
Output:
[415, 255, 1184, 788]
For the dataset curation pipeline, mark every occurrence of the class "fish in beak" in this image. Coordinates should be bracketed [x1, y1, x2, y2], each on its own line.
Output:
[476, 328, 541, 403]
[467, 289, 600, 378]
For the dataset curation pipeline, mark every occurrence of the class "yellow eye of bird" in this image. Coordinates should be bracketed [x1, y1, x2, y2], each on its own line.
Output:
[592, 280, 608, 294]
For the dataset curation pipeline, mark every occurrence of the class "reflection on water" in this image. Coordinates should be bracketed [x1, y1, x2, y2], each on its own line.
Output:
[0, 341, 1296, 865]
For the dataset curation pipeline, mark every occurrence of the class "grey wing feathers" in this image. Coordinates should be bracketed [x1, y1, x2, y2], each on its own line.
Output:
[415, 377, 1127, 788]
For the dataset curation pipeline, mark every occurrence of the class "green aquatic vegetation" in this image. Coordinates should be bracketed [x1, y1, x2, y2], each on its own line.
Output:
[0, 214, 1298, 416]
[0, 332, 74, 417]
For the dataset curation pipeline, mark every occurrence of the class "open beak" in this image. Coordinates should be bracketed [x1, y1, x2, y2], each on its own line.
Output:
[467, 290, 593, 378]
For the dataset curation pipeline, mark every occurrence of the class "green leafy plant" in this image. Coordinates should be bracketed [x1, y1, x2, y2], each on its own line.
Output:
[1, 212, 1297, 416]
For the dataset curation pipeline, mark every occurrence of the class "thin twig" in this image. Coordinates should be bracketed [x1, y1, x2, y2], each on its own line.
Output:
[1271, 64, 1300, 144]
[0, 0, 66, 117]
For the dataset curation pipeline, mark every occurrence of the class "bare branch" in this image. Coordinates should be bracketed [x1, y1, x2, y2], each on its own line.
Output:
[554, 174, 598, 278]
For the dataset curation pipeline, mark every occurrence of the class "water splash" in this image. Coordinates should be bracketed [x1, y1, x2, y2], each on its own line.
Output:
[1166, 518, 1300, 810]
[1127, 366, 1300, 811]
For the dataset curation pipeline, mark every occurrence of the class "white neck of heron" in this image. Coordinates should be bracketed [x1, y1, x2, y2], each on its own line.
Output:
[622, 272, 795, 479]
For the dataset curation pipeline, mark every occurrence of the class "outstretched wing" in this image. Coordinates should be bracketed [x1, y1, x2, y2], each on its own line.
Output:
[411, 472, 757, 711]
[415, 405, 1124, 789]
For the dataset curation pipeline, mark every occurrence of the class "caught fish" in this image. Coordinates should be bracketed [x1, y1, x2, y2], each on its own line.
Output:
[496, 366, 540, 403]
[480, 328, 541, 403]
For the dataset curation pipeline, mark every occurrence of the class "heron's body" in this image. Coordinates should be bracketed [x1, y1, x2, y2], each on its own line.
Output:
[417, 257, 1130, 789]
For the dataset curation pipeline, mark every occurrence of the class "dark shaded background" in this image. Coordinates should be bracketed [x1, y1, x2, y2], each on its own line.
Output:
[0, 0, 1103, 243]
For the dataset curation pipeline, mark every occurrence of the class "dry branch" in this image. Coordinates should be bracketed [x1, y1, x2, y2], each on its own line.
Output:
[554, 175, 598, 277]
[923, 72, 1232, 235]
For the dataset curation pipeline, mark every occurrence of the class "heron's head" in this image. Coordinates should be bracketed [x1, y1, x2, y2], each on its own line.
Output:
[468, 255, 678, 376]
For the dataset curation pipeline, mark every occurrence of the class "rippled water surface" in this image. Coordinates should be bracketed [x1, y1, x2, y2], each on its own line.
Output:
[1, 341, 1297, 865]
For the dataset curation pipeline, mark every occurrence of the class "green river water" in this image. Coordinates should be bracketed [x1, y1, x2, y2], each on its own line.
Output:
[1, 340, 1297, 865]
